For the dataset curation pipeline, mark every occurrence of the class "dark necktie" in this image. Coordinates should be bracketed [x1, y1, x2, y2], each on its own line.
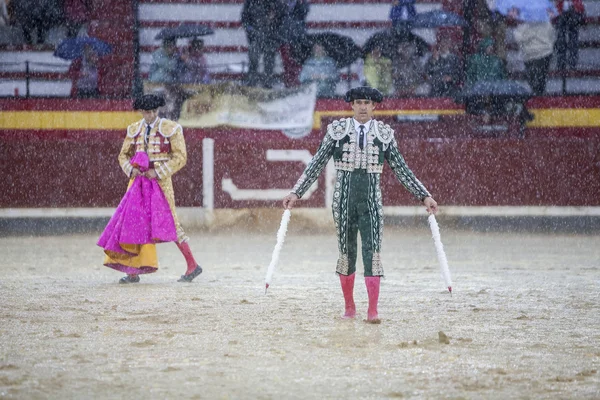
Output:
[144, 125, 151, 146]
[359, 125, 365, 150]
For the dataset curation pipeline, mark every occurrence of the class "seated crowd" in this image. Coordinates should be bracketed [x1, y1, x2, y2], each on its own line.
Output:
[149, 37, 210, 86]
[233, 0, 586, 99]
[0, 0, 90, 45]
[0, 0, 588, 101]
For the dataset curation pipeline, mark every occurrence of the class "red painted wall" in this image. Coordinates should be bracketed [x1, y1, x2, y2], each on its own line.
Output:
[87, 0, 136, 98]
[2, 98, 600, 208]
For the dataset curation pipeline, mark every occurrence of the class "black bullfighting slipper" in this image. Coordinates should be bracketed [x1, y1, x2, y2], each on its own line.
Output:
[119, 275, 140, 284]
[177, 265, 203, 282]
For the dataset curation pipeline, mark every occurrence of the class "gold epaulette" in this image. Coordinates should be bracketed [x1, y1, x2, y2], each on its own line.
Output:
[158, 118, 183, 138]
[126, 119, 144, 138]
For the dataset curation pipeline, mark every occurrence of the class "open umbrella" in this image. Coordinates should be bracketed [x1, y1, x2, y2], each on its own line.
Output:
[495, 0, 556, 22]
[411, 10, 467, 29]
[291, 32, 362, 69]
[456, 80, 532, 101]
[155, 24, 214, 40]
[54, 37, 112, 60]
[456, 80, 534, 121]
[363, 29, 429, 59]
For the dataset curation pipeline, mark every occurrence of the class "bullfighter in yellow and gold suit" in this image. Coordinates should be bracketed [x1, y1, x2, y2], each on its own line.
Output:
[104, 94, 203, 284]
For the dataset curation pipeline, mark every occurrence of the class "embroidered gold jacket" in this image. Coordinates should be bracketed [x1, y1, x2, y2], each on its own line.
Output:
[118, 118, 187, 180]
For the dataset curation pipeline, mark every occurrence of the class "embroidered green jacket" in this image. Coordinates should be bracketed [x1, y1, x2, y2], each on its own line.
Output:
[292, 118, 431, 200]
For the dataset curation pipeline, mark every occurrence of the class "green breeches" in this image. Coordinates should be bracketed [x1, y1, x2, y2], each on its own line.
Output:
[332, 169, 384, 277]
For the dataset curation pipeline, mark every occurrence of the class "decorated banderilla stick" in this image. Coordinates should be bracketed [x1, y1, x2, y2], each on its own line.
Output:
[428, 214, 453, 294]
[265, 209, 291, 294]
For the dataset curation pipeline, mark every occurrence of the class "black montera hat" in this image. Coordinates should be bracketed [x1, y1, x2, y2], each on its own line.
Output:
[344, 86, 384, 103]
[133, 94, 166, 110]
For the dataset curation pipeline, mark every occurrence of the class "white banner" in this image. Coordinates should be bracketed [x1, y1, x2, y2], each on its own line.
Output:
[177, 82, 317, 131]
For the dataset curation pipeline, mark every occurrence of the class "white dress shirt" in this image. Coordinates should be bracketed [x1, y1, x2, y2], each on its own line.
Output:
[353, 118, 372, 149]
[143, 117, 159, 145]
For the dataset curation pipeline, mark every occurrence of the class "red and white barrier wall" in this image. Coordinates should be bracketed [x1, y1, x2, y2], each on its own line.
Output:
[1, 97, 600, 220]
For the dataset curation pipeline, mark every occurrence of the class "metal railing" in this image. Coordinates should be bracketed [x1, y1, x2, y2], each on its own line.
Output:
[3, 58, 600, 98]
[0, 60, 359, 98]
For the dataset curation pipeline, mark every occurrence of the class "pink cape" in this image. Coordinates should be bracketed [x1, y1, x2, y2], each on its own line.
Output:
[97, 152, 177, 254]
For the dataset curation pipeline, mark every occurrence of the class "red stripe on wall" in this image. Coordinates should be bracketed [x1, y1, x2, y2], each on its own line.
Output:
[2, 124, 600, 208]
[140, 20, 392, 29]
[526, 95, 600, 108]
[139, 0, 443, 4]
[0, 98, 134, 111]
[0, 97, 465, 112]
[2, 97, 600, 113]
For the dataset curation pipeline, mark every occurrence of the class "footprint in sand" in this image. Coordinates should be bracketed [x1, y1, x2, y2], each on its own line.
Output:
[130, 339, 157, 347]
[58, 333, 82, 338]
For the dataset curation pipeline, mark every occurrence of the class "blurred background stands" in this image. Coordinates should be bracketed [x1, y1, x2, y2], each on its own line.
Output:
[1, 0, 600, 97]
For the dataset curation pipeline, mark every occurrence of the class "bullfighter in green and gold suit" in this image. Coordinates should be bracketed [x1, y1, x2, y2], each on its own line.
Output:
[283, 87, 438, 323]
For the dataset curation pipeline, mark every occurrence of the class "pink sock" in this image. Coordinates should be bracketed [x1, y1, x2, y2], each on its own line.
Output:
[339, 273, 356, 318]
[365, 276, 381, 322]
[176, 241, 198, 275]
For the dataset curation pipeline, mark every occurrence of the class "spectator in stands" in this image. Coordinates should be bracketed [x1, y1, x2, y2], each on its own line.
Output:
[13, 0, 62, 45]
[299, 43, 339, 97]
[363, 46, 393, 95]
[392, 41, 425, 97]
[390, 0, 416, 30]
[149, 38, 183, 84]
[149, 38, 186, 120]
[470, 0, 508, 63]
[241, 0, 285, 88]
[466, 37, 506, 85]
[69, 43, 100, 98]
[464, 38, 532, 123]
[508, 3, 557, 95]
[425, 37, 462, 96]
[555, 0, 585, 71]
[0, 0, 9, 26]
[64, 0, 91, 38]
[180, 38, 210, 84]
[280, 0, 310, 87]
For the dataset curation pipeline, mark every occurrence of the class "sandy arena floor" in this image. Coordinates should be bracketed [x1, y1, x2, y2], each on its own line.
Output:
[0, 224, 599, 399]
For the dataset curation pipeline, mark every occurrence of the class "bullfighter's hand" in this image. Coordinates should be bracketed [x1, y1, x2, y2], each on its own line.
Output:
[283, 193, 299, 210]
[131, 168, 142, 178]
[145, 169, 158, 180]
[423, 196, 438, 215]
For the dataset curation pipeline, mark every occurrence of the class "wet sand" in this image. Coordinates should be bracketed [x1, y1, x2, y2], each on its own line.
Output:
[0, 226, 599, 399]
